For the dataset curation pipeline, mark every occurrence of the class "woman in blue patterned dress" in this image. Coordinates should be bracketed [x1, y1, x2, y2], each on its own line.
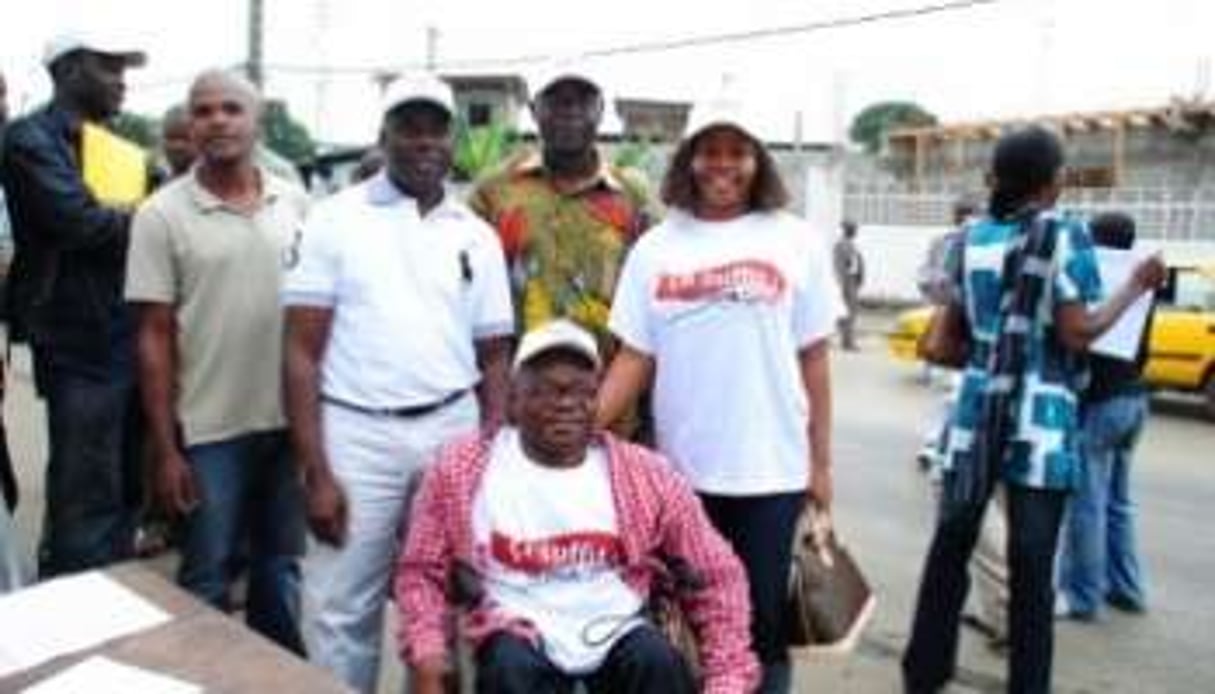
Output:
[901, 127, 1164, 694]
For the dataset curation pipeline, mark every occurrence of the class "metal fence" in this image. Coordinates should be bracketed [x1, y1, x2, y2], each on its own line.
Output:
[843, 183, 1215, 241]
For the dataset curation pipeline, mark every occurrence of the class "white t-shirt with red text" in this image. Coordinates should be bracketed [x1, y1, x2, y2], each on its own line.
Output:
[472, 428, 644, 673]
[609, 209, 844, 495]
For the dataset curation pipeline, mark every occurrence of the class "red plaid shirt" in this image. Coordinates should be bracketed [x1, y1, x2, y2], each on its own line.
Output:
[395, 430, 760, 694]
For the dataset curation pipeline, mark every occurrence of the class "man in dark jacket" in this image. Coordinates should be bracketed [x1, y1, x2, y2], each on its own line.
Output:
[0, 32, 147, 576]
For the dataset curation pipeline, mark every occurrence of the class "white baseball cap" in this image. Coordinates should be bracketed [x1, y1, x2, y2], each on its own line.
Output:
[512, 320, 602, 373]
[529, 60, 603, 102]
[682, 75, 767, 144]
[682, 94, 764, 144]
[382, 72, 454, 118]
[43, 29, 147, 69]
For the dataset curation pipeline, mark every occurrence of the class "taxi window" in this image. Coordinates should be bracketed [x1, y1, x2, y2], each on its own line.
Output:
[1168, 270, 1215, 312]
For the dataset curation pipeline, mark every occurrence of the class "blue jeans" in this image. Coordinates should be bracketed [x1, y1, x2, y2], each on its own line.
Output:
[35, 353, 142, 578]
[700, 492, 803, 694]
[1059, 393, 1149, 615]
[178, 430, 306, 654]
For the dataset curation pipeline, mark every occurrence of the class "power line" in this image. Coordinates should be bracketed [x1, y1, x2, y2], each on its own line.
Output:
[466, 0, 1002, 66]
[258, 0, 1003, 76]
[121, 0, 1004, 101]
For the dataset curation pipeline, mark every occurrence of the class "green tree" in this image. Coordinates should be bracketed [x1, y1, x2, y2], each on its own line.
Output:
[611, 138, 652, 170]
[452, 118, 519, 182]
[849, 101, 938, 154]
[110, 112, 159, 149]
[261, 99, 316, 164]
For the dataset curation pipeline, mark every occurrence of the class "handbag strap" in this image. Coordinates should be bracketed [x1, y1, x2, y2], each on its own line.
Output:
[798, 502, 836, 567]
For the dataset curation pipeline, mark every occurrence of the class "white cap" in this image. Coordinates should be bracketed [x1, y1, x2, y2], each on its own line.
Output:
[682, 75, 766, 143]
[683, 94, 764, 143]
[43, 29, 147, 68]
[512, 320, 602, 373]
[529, 60, 602, 102]
[382, 72, 454, 118]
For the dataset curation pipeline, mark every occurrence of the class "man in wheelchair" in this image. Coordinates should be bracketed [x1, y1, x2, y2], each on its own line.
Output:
[396, 320, 759, 694]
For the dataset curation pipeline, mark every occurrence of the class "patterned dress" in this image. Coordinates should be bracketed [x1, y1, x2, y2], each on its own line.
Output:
[943, 212, 1103, 490]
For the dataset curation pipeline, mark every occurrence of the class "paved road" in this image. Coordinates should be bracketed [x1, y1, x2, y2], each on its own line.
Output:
[4, 328, 1213, 692]
[803, 336, 1215, 693]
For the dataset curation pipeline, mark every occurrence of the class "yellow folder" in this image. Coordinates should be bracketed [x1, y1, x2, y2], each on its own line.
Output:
[81, 122, 149, 206]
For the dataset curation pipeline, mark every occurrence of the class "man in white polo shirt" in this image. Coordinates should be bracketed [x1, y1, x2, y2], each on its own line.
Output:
[282, 73, 514, 692]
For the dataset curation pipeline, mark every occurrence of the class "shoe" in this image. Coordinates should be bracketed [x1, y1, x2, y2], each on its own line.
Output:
[133, 524, 172, 558]
[916, 448, 936, 472]
[1106, 593, 1147, 614]
[1054, 596, 1097, 622]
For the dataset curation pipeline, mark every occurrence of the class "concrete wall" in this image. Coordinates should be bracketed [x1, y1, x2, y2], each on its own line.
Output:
[852, 225, 1215, 304]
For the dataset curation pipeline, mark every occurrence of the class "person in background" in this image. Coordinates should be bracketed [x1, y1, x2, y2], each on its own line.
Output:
[913, 193, 1011, 650]
[159, 104, 196, 179]
[902, 127, 1165, 694]
[833, 219, 865, 350]
[397, 320, 758, 694]
[128, 102, 198, 561]
[349, 146, 384, 185]
[916, 193, 980, 456]
[0, 30, 148, 577]
[283, 73, 513, 693]
[597, 93, 842, 693]
[1058, 211, 1154, 619]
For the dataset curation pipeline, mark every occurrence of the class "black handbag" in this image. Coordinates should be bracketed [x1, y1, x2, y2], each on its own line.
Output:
[916, 301, 971, 369]
[787, 506, 875, 655]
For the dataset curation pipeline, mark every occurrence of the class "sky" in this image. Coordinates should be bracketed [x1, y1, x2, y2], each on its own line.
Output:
[2, 0, 1212, 147]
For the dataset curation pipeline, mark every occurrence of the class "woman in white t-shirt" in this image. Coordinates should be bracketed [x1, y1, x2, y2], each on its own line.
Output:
[597, 99, 842, 694]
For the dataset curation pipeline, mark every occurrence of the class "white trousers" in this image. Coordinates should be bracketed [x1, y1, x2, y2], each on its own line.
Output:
[303, 395, 478, 693]
[0, 502, 24, 592]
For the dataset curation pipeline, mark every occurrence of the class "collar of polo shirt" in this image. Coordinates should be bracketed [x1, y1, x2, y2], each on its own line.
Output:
[364, 171, 466, 219]
[187, 166, 285, 213]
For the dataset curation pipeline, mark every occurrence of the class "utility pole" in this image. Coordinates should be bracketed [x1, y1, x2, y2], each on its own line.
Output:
[426, 26, 439, 71]
[247, 0, 265, 88]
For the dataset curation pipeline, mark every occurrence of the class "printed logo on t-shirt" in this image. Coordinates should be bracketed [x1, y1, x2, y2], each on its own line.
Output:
[655, 259, 787, 304]
[489, 530, 625, 577]
[282, 226, 303, 269]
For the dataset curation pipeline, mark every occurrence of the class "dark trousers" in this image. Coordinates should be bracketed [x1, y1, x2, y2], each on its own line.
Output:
[903, 481, 1067, 694]
[178, 431, 306, 654]
[700, 492, 803, 694]
[474, 625, 695, 694]
[36, 356, 143, 577]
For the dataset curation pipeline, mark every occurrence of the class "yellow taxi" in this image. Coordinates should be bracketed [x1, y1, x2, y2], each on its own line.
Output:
[886, 264, 1215, 418]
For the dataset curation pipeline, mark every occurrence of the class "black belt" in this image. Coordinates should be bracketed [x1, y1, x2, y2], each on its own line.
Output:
[321, 390, 468, 419]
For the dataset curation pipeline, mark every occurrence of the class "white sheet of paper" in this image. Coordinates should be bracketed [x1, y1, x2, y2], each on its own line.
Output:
[0, 572, 171, 678]
[21, 655, 201, 694]
[1091, 248, 1154, 361]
